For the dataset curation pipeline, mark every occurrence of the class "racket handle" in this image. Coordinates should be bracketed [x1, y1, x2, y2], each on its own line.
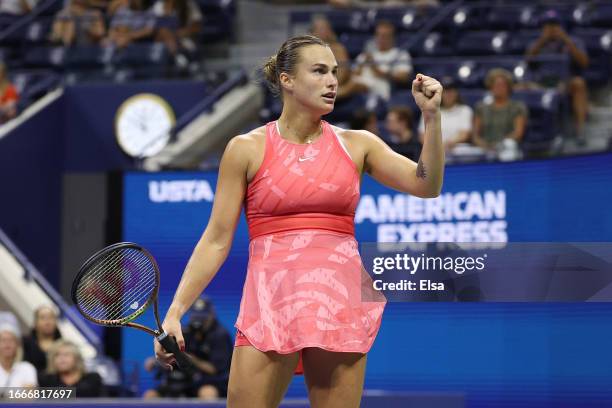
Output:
[156, 332, 195, 374]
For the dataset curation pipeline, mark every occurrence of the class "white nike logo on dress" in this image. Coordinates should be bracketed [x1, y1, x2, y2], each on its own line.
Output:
[298, 156, 315, 162]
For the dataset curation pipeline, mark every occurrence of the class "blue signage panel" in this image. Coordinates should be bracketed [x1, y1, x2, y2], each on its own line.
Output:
[123, 153, 612, 406]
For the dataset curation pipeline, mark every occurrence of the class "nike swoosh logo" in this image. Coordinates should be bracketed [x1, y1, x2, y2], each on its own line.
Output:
[298, 156, 315, 162]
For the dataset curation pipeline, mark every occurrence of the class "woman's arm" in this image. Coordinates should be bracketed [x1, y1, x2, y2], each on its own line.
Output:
[361, 74, 444, 198]
[507, 114, 526, 142]
[155, 135, 250, 364]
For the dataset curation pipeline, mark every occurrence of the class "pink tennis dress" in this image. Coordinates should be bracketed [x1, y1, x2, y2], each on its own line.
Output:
[234, 120, 386, 374]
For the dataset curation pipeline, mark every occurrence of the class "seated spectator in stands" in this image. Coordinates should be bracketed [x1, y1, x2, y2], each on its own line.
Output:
[0, 0, 37, 16]
[0, 320, 37, 389]
[50, 0, 105, 47]
[310, 15, 367, 101]
[473, 69, 527, 153]
[23, 306, 62, 373]
[104, 0, 155, 49]
[39, 340, 104, 397]
[526, 9, 589, 142]
[350, 108, 379, 135]
[0, 63, 19, 124]
[353, 20, 412, 101]
[385, 105, 421, 161]
[419, 76, 472, 152]
[152, 0, 202, 58]
[143, 296, 232, 399]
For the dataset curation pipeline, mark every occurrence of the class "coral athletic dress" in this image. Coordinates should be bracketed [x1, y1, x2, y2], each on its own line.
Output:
[234, 120, 386, 374]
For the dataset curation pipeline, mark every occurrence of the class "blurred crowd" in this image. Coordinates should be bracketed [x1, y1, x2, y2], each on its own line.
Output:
[0, 295, 232, 399]
[309, 8, 591, 162]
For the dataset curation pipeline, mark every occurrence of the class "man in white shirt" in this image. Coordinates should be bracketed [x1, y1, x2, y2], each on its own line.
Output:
[353, 21, 412, 101]
[0, 322, 37, 390]
[418, 77, 473, 152]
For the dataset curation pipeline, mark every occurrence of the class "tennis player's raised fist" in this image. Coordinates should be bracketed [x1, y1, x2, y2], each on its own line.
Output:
[412, 73, 442, 114]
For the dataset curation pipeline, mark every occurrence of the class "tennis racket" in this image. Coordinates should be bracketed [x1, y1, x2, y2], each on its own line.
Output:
[71, 242, 194, 373]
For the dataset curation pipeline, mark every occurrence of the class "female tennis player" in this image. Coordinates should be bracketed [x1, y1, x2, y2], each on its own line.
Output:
[155, 35, 444, 407]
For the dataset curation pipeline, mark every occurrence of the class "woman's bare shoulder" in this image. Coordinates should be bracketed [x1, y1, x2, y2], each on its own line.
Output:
[226, 125, 266, 154]
[331, 125, 377, 145]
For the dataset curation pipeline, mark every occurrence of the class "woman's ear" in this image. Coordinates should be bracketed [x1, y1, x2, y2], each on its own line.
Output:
[279, 72, 293, 93]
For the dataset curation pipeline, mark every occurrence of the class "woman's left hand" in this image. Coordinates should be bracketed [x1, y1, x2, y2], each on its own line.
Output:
[412, 73, 442, 115]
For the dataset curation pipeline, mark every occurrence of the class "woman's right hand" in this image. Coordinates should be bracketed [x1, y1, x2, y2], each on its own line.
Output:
[154, 317, 185, 370]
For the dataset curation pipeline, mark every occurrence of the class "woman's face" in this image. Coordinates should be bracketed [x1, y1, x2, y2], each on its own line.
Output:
[0, 332, 18, 360]
[491, 76, 510, 99]
[54, 346, 77, 373]
[442, 88, 458, 108]
[282, 45, 338, 115]
[36, 308, 58, 336]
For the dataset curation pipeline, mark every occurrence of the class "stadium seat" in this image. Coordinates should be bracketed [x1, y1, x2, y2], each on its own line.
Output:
[112, 43, 170, 67]
[486, 5, 538, 30]
[24, 46, 67, 68]
[456, 31, 511, 55]
[338, 32, 370, 59]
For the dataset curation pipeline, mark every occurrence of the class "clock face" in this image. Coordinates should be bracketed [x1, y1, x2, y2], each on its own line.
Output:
[115, 94, 176, 158]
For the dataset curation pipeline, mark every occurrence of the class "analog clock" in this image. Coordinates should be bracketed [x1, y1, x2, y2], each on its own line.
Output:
[115, 93, 176, 158]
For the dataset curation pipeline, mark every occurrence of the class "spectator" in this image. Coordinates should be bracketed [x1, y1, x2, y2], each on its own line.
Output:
[310, 15, 367, 100]
[353, 20, 412, 101]
[419, 76, 472, 152]
[385, 105, 421, 161]
[152, 0, 202, 58]
[23, 306, 62, 373]
[0, 0, 37, 16]
[0, 63, 19, 124]
[50, 0, 105, 47]
[105, 0, 155, 49]
[350, 108, 379, 135]
[473, 68, 527, 155]
[38, 340, 104, 397]
[0, 320, 37, 390]
[144, 296, 232, 399]
[526, 9, 589, 142]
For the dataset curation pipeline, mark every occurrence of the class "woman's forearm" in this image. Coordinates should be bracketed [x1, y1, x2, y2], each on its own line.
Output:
[417, 110, 444, 197]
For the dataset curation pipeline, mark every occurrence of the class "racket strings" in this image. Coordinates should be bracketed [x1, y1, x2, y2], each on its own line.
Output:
[78, 253, 154, 316]
[77, 251, 156, 321]
[75, 247, 158, 323]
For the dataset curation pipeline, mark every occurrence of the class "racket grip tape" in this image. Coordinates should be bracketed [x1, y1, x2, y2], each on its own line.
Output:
[156, 332, 195, 373]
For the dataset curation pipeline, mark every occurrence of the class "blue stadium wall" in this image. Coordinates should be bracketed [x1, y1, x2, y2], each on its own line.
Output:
[123, 152, 612, 407]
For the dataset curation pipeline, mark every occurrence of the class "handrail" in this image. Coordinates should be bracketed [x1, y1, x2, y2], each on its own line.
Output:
[170, 69, 248, 137]
[0, 227, 102, 352]
[400, 0, 464, 51]
[0, 0, 62, 41]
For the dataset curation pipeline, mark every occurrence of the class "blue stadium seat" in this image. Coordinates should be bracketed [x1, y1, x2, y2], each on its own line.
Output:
[437, 5, 489, 32]
[574, 3, 612, 28]
[112, 43, 170, 67]
[327, 10, 370, 35]
[408, 32, 456, 57]
[486, 5, 538, 30]
[65, 46, 106, 69]
[24, 46, 66, 68]
[456, 31, 511, 55]
[371, 6, 434, 32]
[507, 30, 540, 55]
[338, 32, 370, 59]
[24, 17, 53, 44]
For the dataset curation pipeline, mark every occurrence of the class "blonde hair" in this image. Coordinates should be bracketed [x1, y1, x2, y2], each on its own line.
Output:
[485, 68, 514, 91]
[46, 340, 85, 375]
